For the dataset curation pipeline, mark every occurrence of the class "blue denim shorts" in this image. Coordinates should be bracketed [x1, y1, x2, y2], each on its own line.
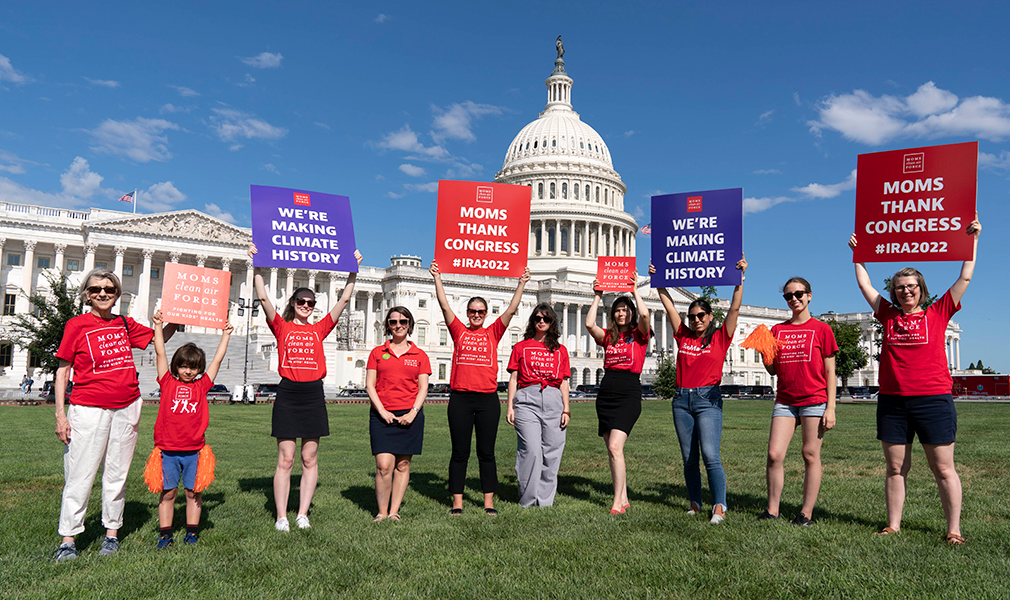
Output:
[772, 402, 826, 419]
[162, 450, 199, 490]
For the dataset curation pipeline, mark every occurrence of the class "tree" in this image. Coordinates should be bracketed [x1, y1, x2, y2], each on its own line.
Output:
[698, 285, 726, 322]
[8, 272, 82, 376]
[652, 350, 677, 400]
[826, 319, 868, 388]
[975, 359, 997, 375]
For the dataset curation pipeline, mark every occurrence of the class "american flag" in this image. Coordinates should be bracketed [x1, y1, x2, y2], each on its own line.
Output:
[118, 191, 135, 203]
[639, 223, 651, 235]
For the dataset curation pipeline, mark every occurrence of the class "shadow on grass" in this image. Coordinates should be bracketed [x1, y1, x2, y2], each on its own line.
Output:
[238, 475, 319, 517]
[160, 490, 226, 533]
[75, 500, 151, 550]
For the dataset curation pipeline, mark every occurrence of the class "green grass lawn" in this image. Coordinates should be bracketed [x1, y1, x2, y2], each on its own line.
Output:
[4, 400, 1010, 599]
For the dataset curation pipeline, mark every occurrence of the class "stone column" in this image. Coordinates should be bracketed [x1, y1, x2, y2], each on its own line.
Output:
[558, 302, 567, 348]
[553, 220, 560, 256]
[327, 272, 340, 314]
[631, 231, 636, 256]
[135, 249, 155, 325]
[53, 243, 67, 272]
[221, 257, 232, 272]
[529, 222, 536, 258]
[112, 245, 126, 313]
[955, 338, 961, 370]
[195, 254, 207, 268]
[83, 242, 98, 274]
[268, 268, 278, 303]
[17, 240, 37, 313]
[307, 270, 318, 294]
[661, 312, 668, 352]
[366, 292, 376, 348]
[169, 251, 181, 263]
[284, 268, 296, 302]
[568, 220, 575, 257]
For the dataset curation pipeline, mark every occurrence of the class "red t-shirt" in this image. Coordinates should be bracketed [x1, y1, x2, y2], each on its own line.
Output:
[507, 339, 571, 389]
[448, 317, 507, 393]
[600, 329, 650, 374]
[876, 290, 959, 396]
[267, 313, 336, 381]
[771, 318, 839, 406]
[367, 341, 432, 411]
[55, 313, 154, 409]
[675, 324, 733, 389]
[154, 374, 213, 451]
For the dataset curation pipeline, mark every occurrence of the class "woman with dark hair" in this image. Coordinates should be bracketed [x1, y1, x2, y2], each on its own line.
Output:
[849, 215, 981, 544]
[585, 273, 650, 515]
[365, 306, 431, 522]
[430, 260, 530, 515]
[53, 269, 176, 562]
[653, 255, 747, 524]
[759, 276, 838, 526]
[505, 303, 571, 507]
[250, 245, 362, 531]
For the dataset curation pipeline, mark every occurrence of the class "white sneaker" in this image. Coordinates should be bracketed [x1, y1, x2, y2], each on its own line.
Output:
[275, 517, 290, 532]
[295, 514, 311, 529]
[710, 512, 725, 525]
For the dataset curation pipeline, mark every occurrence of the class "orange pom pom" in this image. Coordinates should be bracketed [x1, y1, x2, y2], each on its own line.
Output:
[143, 448, 163, 493]
[741, 325, 779, 365]
[194, 445, 216, 493]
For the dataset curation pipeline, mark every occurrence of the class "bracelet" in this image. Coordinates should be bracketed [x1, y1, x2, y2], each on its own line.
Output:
[562, 411, 571, 416]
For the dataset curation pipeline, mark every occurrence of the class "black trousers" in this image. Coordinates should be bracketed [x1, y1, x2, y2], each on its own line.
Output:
[447, 390, 501, 494]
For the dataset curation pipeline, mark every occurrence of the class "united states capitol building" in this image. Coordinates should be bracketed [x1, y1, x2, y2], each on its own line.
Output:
[0, 48, 964, 393]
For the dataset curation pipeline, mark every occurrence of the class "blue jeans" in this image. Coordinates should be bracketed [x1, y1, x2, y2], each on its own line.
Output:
[672, 386, 727, 510]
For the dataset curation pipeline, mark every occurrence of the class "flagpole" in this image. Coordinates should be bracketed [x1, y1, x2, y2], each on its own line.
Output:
[133, 189, 137, 214]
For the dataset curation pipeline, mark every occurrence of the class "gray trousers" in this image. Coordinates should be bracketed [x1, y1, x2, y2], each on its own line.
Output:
[513, 385, 567, 507]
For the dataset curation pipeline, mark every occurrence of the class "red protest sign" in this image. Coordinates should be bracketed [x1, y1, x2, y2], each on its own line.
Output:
[596, 257, 636, 291]
[434, 180, 531, 276]
[160, 263, 232, 328]
[854, 141, 977, 263]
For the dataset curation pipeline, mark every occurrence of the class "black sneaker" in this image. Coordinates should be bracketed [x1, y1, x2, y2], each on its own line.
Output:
[757, 510, 780, 521]
[792, 512, 813, 527]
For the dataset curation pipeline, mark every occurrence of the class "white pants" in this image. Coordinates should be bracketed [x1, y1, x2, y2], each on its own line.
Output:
[513, 385, 567, 507]
[58, 399, 143, 537]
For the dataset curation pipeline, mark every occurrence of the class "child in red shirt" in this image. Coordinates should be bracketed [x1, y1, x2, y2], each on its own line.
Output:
[150, 311, 233, 548]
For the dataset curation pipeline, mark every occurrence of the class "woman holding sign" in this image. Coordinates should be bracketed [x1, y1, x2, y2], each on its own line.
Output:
[430, 260, 531, 516]
[849, 216, 981, 545]
[585, 273, 651, 515]
[652, 255, 747, 524]
[250, 245, 362, 531]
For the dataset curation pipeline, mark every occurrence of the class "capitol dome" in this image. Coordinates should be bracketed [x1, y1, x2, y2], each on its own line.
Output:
[494, 46, 638, 283]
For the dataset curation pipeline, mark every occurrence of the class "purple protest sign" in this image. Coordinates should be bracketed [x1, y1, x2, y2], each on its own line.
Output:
[250, 185, 358, 272]
[650, 188, 743, 288]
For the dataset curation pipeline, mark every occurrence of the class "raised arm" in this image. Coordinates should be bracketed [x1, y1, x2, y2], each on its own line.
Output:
[631, 273, 650, 338]
[848, 234, 882, 312]
[585, 283, 606, 345]
[499, 267, 531, 327]
[651, 264, 683, 333]
[949, 215, 981, 306]
[429, 260, 457, 327]
[205, 322, 234, 382]
[152, 310, 170, 380]
[249, 244, 278, 323]
[721, 254, 748, 336]
[329, 250, 363, 322]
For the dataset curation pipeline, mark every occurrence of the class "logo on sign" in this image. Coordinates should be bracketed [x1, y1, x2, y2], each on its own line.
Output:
[476, 186, 493, 204]
[903, 153, 925, 174]
[687, 196, 703, 213]
[293, 192, 311, 206]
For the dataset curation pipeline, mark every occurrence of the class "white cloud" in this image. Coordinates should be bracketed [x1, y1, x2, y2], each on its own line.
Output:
[377, 125, 448, 159]
[0, 175, 77, 207]
[237, 73, 256, 88]
[170, 85, 200, 97]
[386, 191, 404, 199]
[83, 77, 120, 88]
[624, 130, 635, 138]
[314, 121, 331, 130]
[140, 181, 186, 212]
[979, 150, 1010, 173]
[210, 108, 287, 143]
[757, 110, 774, 125]
[743, 196, 796, 214]
[203, 203, 237, 223]
[631, 205, 645, 219]
[375, 14, 389, 23]
[810, 82, 1010, 144]
[790, 169, 856, 199]
[792, 92, 801, 106]
[0, 150, 32, 175]
[229, 144, 244, 151]
[0, 54, 28, 84]
[444, 162, 482, 178]
[240, 52, 283, 69]
[60, 157, 104, 197]
[431, 101, 506, 143]
[89, 117, 179, 162]
[262, 163, 280, 174]
[399, 163, 426, 177]
[753, 169, 781, 175]
[404, 182, 438, 193]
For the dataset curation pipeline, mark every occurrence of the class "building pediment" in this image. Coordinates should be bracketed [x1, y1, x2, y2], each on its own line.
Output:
[85, 210, 251, 246]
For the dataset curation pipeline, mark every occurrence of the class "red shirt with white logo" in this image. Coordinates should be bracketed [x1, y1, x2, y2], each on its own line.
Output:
[771, 318, 839, 406]
[448, 317, 507, 393]
[875, 290, 959, 396]
[154, 374, 213, 451]
[675, 324, 733, 389]
[507, 339, 571, 389]
[268, 313, 336, 382]
[600, 329, 650, 374]
[56, 313, 154, 409]
[367, 341, 432, 411]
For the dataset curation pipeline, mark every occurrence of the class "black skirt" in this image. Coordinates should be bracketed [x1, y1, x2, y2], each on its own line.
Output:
[596, 370, 643, 437]
[369, 408, 425, 456]
[272, 378, 329, 438]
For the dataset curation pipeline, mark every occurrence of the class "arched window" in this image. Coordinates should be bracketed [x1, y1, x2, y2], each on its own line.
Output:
[580, 141, 584, 149]
[561, 183, 567, 199]
[538, 183, 543, 200]
[525, 142, 529, 150]
[552, 139, 556, 147]
[595, 187, 600, 202]
[550, 183, 555, 199]
[535, 227, 542, 253]
[547, 228, 556, 253]
[585, 185, 590, 200]
[533, 140, 538, 149]
[604, 189, 608, 203]
[561, 228, 568, 252]
[574, 184, 579, 200]
[574, 228, 580, 253]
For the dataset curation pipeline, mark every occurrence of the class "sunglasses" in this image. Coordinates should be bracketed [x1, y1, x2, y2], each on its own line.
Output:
[782, 291, 807, 301]
[294, 298, 316, 307]
[388, 318, 410, 326]
[687, 311, 709, 321]
[894, 284, 920, 293]
[533, 315, 552, 324]
[467, 309, 487, 316]
[87, 286, 117, 295]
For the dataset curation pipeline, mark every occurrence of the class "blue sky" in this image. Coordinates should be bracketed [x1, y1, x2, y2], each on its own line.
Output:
[2, 1, 1008, 371]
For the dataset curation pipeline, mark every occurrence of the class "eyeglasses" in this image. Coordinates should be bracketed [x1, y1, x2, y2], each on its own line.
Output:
[533, 315, 552, 324]
[894, 284, 920, 293]
[388, 319, 410, 326]
[687, 311, 709, 321]
[782, 291, 807, 301]
[295, 298, 316, 307]
[467, 309, 487, 316]
[87, 286, 117, 295]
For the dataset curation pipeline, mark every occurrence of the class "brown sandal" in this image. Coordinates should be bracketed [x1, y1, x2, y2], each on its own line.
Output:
[874, 526, 898, 535]
[945, 533, 966, 545]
